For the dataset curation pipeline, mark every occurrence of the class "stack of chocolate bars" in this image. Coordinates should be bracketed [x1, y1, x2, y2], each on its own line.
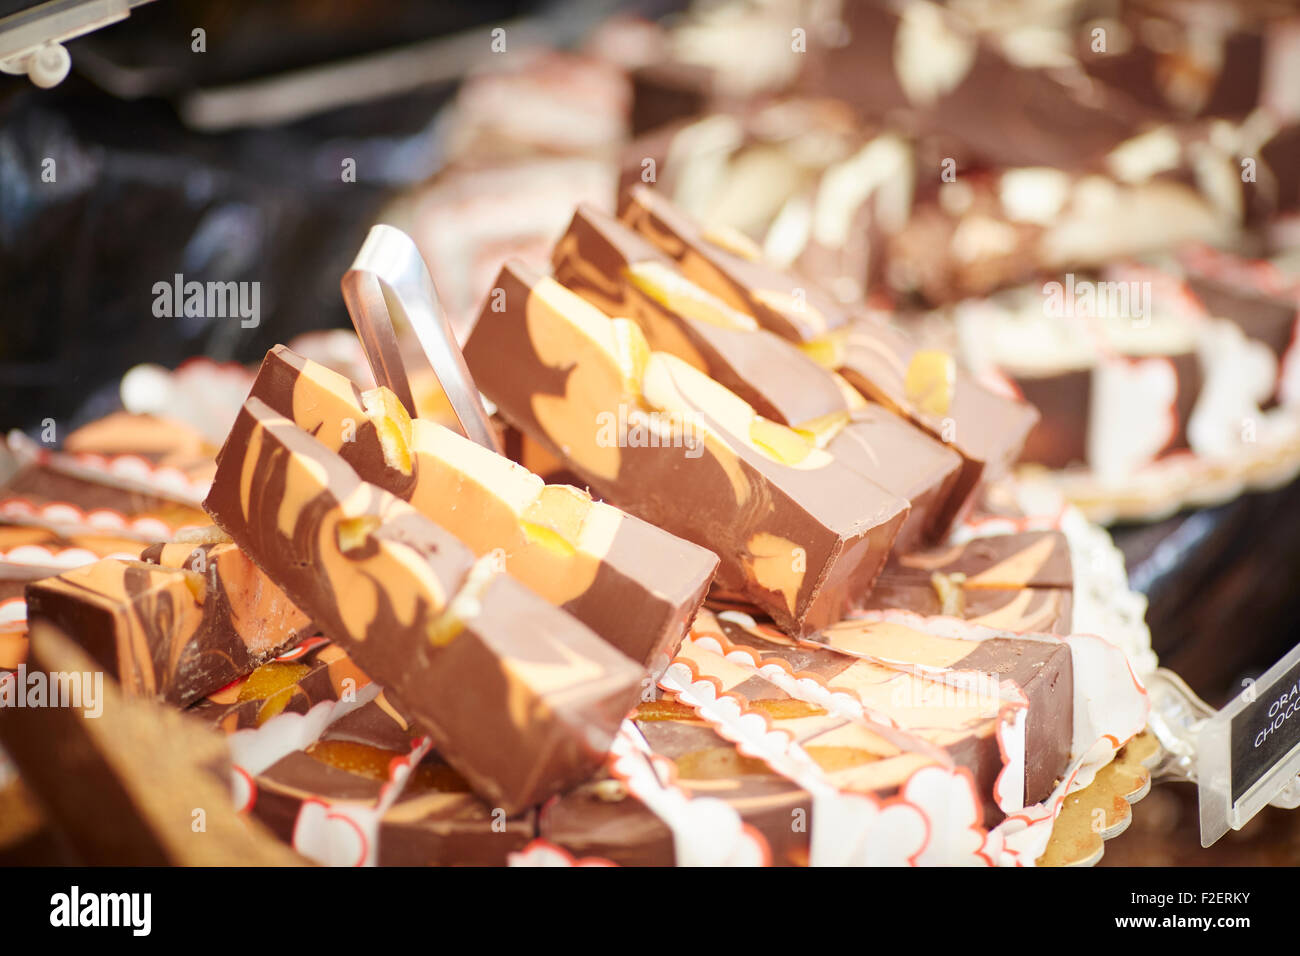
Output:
[594, 0, 1300, 516]
[0, 183, 1149, 866]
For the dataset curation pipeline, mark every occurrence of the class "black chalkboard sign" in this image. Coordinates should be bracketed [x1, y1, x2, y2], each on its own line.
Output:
[1230, 655, 1300, 804]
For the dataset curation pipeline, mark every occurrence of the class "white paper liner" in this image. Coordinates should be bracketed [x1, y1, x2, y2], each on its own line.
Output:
[0, 498, 203, 542]
[5, 431, 210, 508]
[658, 643, 1004, 866]
[0, 544, 137, 576]
[1088, 356, 1180, 486]
[611, 720, 769, 866]
[612, 606, 1151, 867]
[507, 840, 618, 867]
[226, 683, 434, 867]
[1015, 415, 1300, 524]
[0, 598, 27, 628]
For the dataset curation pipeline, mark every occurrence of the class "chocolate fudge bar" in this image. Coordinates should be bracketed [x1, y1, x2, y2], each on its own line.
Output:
[712, 615, 1069, 811]
[8, 414, 217, 507]
[0, 465, 208, 540]
[860, 580, 1073, 635]
[616, 188, 969, 546]
[619, 184, 851, 343]
[541, 714, 813, 866]
[880, 531, 1074, 591]
[877, 151, 1239, 305]
[809, 315, 1038, 527]
[309, 699, 536, 865]
[463, 261, 909, 635]
[860, 530, 1075, 634]
[25, 543, 310, 707]
[955, 284, 1203, 477]
[1181, 245, 1300, 406]
[543, 598, 1077, 864]
[191, 637, 367, 733]
[205, 397, 645, 814]
[822, 404, 963, 552]
[1077, 0, 1300, 122]
[0, 525, 142, 579]
[243, 344, 718, 669]
[552, 204, 851, 426]
[798, 0, 1156, 171]
[778, 613, 1075, 809]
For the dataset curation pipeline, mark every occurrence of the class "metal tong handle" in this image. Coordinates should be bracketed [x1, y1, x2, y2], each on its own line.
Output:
[341, 224, 501, 454]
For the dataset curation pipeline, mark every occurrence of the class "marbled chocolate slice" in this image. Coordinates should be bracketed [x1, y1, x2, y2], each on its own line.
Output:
[806, 615, 1073, 806]
[707, 613, 1071, 812]
[612, 190, 967, 545]
[378, 782, 537, 866]
[882, 531, 1073, 591]
[25, 544, 309, 707]
[552, 204, 850, 426]
[541, 715, 811, 866]
[620, 184, 844, 343]
[798, 0, 1155, 172]
[812, 316, 1038, 528]
[859, 580, 1073, 635]
[0, 525, 143, 580]
[249, 750, 392, 850]
[1, 465, 207, 530]
[463, 261, 910, 636]
[957, 287, 1204, 474]
[1076, 0, 1287, 122]
[1181, 246, 1300, 405]
[190, 638, 365, 733]
[8, 416, 216, 507]
[824, 404, 963, 551]
[1012, 368, 1092, 469]
[319, 699, 536, 865]
[205, 397, 646, 814]
[245, 344, 718, 669]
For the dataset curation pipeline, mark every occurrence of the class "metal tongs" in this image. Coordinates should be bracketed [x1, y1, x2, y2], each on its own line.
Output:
[340, 224, 501, 454]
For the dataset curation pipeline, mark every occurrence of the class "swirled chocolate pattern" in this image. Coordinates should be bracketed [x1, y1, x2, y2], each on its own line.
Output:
[244, 344, 718, 669]
[205, 398, 645, 814]
[464, 260, 909, 636]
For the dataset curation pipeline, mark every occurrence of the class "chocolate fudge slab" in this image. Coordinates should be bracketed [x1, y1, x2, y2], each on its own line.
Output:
[25, 544, 309, 707]
[463, 261, 909, 636]
[552, 204, 851, 426]
[245, 344, 717, 669]
[204, 397, 645, 814]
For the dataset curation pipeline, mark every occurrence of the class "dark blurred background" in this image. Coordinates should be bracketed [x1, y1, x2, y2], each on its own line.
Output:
[0, 0, 678, 434]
